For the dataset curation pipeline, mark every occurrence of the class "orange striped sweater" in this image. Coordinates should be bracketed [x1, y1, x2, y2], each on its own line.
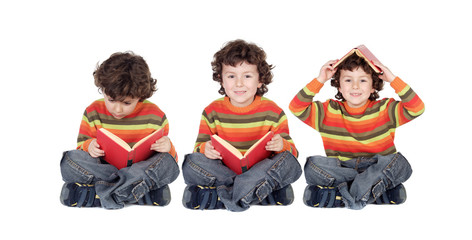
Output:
[194, 96, 298, 158]
[77, 99, 177, 161]
[289, 77, 424, 161]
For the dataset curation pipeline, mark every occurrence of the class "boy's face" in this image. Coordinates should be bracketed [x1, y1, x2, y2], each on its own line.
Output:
[221, 61, 262, 108]
[103, 94, 140, 119]
[338, 67, 375, 108]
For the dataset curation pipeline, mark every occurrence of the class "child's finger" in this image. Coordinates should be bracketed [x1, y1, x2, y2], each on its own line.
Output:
[208, 149, 222, 159]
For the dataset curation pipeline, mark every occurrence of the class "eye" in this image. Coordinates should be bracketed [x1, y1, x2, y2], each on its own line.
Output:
[244, 74, 252, 78]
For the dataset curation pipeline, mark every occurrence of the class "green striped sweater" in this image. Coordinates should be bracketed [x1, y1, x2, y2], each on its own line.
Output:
[289, 77, 424, 160]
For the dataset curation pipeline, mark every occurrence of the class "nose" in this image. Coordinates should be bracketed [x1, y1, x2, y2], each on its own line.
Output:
[114, 103, 123, 113]
[235, 77, 243, 87]
[353, 81, 359, 89]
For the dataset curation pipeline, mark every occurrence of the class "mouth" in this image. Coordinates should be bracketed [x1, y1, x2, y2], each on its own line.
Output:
[350, 93, 362, 97]
[234, 90, 247, 95]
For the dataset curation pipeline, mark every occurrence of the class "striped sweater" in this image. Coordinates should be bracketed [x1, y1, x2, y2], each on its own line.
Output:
[77, 99, 177, 161]
[289, 77, 424, 161]
[194, 96, 298, 158]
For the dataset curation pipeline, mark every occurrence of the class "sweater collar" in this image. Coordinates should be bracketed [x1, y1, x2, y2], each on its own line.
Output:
[223, 96, 262, 113]
[342, 100, 371, 115]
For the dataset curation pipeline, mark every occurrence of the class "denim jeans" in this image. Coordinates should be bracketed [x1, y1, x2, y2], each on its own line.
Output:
[60, 150, 180, 209]
[304, 152, 412, 210]
[182, 151, 302, 212]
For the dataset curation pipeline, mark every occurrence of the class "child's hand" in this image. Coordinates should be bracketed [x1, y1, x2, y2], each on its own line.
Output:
[151, 136, 171, 153]
[89, 139, 105, 158]
[204, 140, 222, 160]
[265, 134, 284, 152]
[373, 60, 396, 83]
[317, 60, 338, 84]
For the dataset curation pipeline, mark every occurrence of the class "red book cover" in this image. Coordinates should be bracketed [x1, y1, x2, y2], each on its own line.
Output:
[97, 128, 164, 169]
[332, 45, 383, 74]
[211, 131, 274, 174]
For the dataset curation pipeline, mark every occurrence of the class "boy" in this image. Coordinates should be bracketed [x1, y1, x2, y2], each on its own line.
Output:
[60, 52, 180, 209]
[289, 54, 425, 210]
[181, 39, 302, 212]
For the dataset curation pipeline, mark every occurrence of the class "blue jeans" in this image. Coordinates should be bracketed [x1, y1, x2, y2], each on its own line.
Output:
[304, 152, 412, 210]
[60, 150, 180, 209]
[182, 151, 302, 212]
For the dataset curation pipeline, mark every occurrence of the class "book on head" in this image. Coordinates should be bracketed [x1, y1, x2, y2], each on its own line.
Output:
[332, 45, 383, 74]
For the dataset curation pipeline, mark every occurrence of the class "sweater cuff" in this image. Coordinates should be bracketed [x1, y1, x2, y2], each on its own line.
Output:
[80, 138, 94, 152]
[276, 138, 292, 154]
[306, 78, 324, 95]
[168, 143, 178, 162]
[390, 77, 407, 94]
[198, 142, 207, 154]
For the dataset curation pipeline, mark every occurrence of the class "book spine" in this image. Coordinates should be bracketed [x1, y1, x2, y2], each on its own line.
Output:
[241, 158, 249, 174]
[127, 150, 135, 167]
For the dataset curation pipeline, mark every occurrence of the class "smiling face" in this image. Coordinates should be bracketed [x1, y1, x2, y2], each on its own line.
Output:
[221, 61, 262, 108]
[338, 67, 375, 108]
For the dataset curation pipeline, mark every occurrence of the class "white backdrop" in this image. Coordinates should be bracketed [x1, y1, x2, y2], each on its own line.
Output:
[2, 0, 470, 239]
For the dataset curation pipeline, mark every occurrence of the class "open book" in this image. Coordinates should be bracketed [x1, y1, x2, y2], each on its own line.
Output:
[211, 131, 274, 174]
[97, 128, 164, 169]
[332, 45, 383, 74]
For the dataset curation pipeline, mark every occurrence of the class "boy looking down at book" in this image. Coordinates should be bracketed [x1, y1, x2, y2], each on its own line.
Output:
[182, 39, 302, 211]
[60, 52, 179, 209]
[289, 47, 425, 209]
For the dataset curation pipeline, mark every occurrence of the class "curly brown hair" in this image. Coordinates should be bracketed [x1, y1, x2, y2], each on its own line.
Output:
[211, 39, 274, 96]
[331, 54, 384, 101]
[93, 51, 157, 102]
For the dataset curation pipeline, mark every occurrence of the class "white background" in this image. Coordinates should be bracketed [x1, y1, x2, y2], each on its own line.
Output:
[1, 0, 470, 239]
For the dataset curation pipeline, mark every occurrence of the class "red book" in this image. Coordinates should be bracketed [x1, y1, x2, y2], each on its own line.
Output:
[332, 45, 383, 74]
[97, 128, 164, 169]
[211, 131, 274, 174]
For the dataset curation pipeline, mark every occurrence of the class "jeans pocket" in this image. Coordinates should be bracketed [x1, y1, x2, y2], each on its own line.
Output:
[254, 180, 271, 202]
[371, 180, 387, 200]
[267, 151, 302, 188]
[383, 153, 412, 187]
[60, 151, 95, 183]
[305, 158, 336, 186]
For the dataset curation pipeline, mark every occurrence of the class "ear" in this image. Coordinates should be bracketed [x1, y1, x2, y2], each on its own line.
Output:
[257, 82, 263, 88]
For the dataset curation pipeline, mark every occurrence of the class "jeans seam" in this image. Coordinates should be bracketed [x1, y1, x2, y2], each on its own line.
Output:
[267, 151, 287, 187]
[187, 158, 214, 178]
[64, 152, 93, 182]
[268, 151, 287, 172]
[241, 180, 266, 202]
[268, 151, 300, 188]
[241, 153, 292, 203]
[371, 180, 385, 201]
[383, 152, 411, 187]
[308, 159, 334, 183]
[148, 152, 165, 169]
[385, 153, 399, 171]
[145, 153, 178, 189]
[131, 180, 147, 202]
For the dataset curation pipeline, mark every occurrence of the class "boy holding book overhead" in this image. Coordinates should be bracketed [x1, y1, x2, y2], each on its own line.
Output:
[289, 45, 425, 209]
[182, 39, 302, 211]
[60, 52, 179, 209]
